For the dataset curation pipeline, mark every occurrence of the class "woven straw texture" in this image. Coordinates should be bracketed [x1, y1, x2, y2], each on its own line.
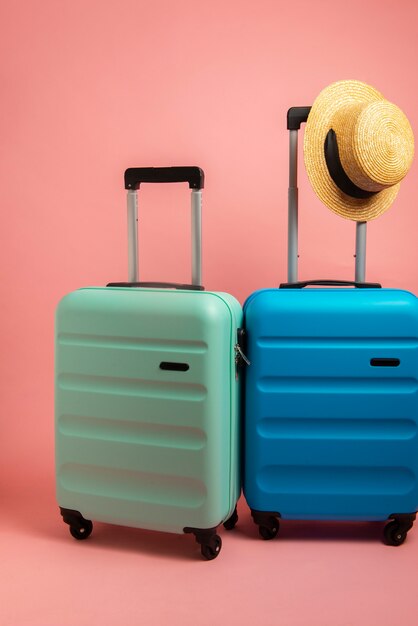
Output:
[303, 80, 414, 221]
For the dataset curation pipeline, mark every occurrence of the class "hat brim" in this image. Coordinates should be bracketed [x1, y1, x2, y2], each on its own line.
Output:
[303, 80, 400, 221]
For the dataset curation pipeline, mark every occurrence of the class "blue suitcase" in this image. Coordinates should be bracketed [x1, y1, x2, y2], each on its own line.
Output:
[243, 108, 418, 545]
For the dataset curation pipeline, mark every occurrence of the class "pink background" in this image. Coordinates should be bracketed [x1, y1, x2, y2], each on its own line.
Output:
[2, 1, 418, 625]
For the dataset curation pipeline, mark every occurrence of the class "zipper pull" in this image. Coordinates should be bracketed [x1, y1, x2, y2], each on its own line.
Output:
[235, 343, 250, 366]
[235, 329, 250, 379]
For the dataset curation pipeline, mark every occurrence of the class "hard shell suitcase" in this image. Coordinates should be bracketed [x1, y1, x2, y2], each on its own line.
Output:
[55, 167, 243, 560]
[243, 109, 418, 544]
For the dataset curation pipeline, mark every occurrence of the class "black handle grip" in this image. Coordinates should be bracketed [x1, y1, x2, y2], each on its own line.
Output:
[279, 279, 382, 289]
[287, 107, 312, 130]
[124, 167, 204, 190]
[107, 281, 204, 291]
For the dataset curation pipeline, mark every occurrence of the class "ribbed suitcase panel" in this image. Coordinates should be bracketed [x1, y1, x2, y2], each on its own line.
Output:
[56, 288, 241, 533]
[244, 288, 418, 521]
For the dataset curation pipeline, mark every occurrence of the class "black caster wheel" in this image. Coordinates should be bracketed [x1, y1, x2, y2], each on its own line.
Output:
[201, 534, 222, 560]
[223, 507, 238, 531]
[259, 517, 280, 540]
[384, 521, 407, 546]
[69, 519, 93, 540]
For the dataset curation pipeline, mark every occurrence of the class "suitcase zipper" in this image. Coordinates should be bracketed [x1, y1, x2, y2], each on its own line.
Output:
[235, 329, 250, 379]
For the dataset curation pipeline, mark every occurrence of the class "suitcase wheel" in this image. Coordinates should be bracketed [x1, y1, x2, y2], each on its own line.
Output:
[383, 513, 416, 547]
[183, 526, 223, 560]
[384, 521, 408, 546]
[69, 519, 93, 541]
[250, 510, 281, 541]
[59, 507, 93, 541]
[258, 519, 280, 541]
[223, 507, 238, 531]
[200, 534, 222, 561]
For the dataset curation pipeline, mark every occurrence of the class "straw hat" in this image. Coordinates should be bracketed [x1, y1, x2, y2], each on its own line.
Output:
[303, 80, 414, 221]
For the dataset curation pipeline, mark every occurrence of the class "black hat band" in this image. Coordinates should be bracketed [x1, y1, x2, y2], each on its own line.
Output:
[324, 129, 378, 200]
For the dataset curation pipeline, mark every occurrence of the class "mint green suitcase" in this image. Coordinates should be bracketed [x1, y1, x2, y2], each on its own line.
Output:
[55, 167, 244, 559]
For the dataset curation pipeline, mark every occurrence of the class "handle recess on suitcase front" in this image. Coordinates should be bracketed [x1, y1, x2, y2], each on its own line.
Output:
[124, 167, 204, 190]
[279, 279, 382, 289]
[124, 167, 203, 287]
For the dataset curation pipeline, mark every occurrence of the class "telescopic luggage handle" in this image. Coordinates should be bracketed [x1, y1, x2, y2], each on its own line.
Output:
[286, 106, 368, 285]
[112, 166, 204, 290]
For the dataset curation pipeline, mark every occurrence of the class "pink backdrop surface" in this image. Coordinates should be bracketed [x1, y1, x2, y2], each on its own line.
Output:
[1, 1, 418, 625]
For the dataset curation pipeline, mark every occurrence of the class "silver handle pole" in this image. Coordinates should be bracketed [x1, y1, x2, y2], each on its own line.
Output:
[288, 129, 299, 283]
[355, 221, 367, 283]
[127, 190, 138, 282]
[191, 190, 202, 285]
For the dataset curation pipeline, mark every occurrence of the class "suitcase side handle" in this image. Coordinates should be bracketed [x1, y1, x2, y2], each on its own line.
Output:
[107, 282, 204, 290]
[124, 167, 204, 190]
[279, 279, 382, 289]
